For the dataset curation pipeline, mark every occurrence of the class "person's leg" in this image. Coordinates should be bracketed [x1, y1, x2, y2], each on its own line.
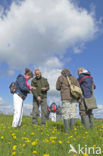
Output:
[70, 100, 77, 130]
[32, 99, 39, 125]
[62, 100, 70, 132]
[53, 112, 56, 122]
[41, 98, 48, 124]
[81, 111, 90, 129]
[12, 94, 23, 127]
[18, 102, 23, 127]
[88, 110, 94, 128]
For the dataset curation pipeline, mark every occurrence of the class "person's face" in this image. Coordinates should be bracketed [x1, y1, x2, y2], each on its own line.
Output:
[35, 71, 41, 79]
[78, 70, 82, 76]
[26, 75, 32, 80]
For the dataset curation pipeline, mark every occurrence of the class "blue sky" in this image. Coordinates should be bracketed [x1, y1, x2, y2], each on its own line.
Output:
[0, 0, 103, 117]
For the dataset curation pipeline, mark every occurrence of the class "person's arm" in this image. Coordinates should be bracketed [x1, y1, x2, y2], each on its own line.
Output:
[56, 77, 62, 90]
[17, 76, 29, 93]
[31, 80, 38, 98]
[41, 78, 50, 91]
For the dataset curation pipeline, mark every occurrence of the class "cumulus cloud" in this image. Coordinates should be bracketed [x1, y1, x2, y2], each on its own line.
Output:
[0, 97, 12, 114]
[0, 69, 15, 76]
[0, 0, 98, 68]
[93, 105, 103, 118]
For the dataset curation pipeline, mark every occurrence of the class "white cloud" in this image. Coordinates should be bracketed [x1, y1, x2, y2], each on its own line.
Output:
[0, 97, 12, 114]
[0, 69, 15, 76]
[0, 97, 5, 105]
[0, 0, 98, 68]
[93, 104, 103, 118]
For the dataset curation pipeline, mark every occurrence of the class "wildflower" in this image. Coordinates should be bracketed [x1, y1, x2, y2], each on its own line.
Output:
[43, 139, 49, 143]
[43, 154, 50, 156]
[51, 140, 55, 143]
[25, 138, 31, 143]
[31, 132, 35, 136]
[12, 145, 17, 150]
[93, 145, 96, 149]
[32, 141, 37, 146]
[13, 136, 17, 140]
[12, 133, 15, 136]
[8, 142, 12, 145]
[1, 136, 4, 140]
[83, 153, 88, 156]
[58, 141, 62, 144]
[12, 152, 16, 155]
[22, 144, 26, 147]
[32, 151, 37, 154]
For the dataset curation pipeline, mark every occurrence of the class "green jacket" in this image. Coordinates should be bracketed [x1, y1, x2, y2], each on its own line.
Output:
[31, 76, 49, 99]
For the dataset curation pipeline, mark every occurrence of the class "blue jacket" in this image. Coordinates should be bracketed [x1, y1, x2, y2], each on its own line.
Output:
[78, 72, 95, 98]
[15, 74, 30, 100]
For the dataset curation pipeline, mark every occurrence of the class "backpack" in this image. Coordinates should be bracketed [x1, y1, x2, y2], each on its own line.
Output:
[9, 82, 16, 94]
[67, 76, 82, 99]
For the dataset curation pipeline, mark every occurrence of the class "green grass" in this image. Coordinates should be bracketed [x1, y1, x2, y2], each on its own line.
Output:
[0, 115, 103, 156]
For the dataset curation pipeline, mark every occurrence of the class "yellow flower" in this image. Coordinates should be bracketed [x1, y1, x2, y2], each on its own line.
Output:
[8, 142, 12, 145]
[43, 139, 49, 143]
[43, 154, 50, 156]
[58, 141, 62, 144]
[13, 136, 17, 140]
[32, 141, 37, 146]
[93, 145, 96, 149]
[12, 133, 15, 136]
[22, 144, 26, 147]
[32, 151, 37, 154]
[51, 140, 55, 143]
[83, 153, 88, 156]
[1, 136, 4, 140]
[31, 132, 35, 135]
[12, 152, 16, 155]
[73, 154, 77, 156]
[12, 145, 17, 150]
[25, 139, 31, 143]
[68, 136, 73, 139]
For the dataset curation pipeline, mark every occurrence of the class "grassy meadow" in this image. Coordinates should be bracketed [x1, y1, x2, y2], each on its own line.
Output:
[0, 115, 103, 156]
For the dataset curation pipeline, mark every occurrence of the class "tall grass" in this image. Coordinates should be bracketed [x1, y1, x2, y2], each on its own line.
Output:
[0, 115, 103, 156]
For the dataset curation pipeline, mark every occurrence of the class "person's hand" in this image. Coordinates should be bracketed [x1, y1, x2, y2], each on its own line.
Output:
[41, 88, 47, 91]
[32, 86, 36, 90]
[29, 90, 31, 94]
[37, 96, 41, 101]
[77, 98, 82, 103]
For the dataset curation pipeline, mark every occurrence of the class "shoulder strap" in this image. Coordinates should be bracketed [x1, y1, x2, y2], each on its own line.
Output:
[79, 75, 93, 84]
[67, 76, 72, 86]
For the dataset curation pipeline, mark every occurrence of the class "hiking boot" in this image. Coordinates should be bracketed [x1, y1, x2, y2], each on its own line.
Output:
[89, 117, 94, 128]
[70, 118, 75, 130]
[82, 116, 90, 129]
[64, 119, 69, 132]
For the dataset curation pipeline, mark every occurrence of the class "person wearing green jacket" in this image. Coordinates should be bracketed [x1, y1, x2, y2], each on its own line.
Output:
[31, 69, 50, 125]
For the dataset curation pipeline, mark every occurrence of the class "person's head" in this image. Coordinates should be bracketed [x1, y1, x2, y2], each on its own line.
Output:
[77, 68, 88, 76]
[24, 68, 33, 80]
[35, 69, 41, 79]
[52, 102, 56, 106]
[61, 68, 71, 77]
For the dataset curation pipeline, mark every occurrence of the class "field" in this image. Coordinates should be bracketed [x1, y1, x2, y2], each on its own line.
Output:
[0, 115, 103, 156]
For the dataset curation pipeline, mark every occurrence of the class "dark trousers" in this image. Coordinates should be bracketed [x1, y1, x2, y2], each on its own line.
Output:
[32, 98, 48, 124]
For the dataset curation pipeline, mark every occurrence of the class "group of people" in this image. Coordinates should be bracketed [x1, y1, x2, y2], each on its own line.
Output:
[11, 67, 97, 132]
